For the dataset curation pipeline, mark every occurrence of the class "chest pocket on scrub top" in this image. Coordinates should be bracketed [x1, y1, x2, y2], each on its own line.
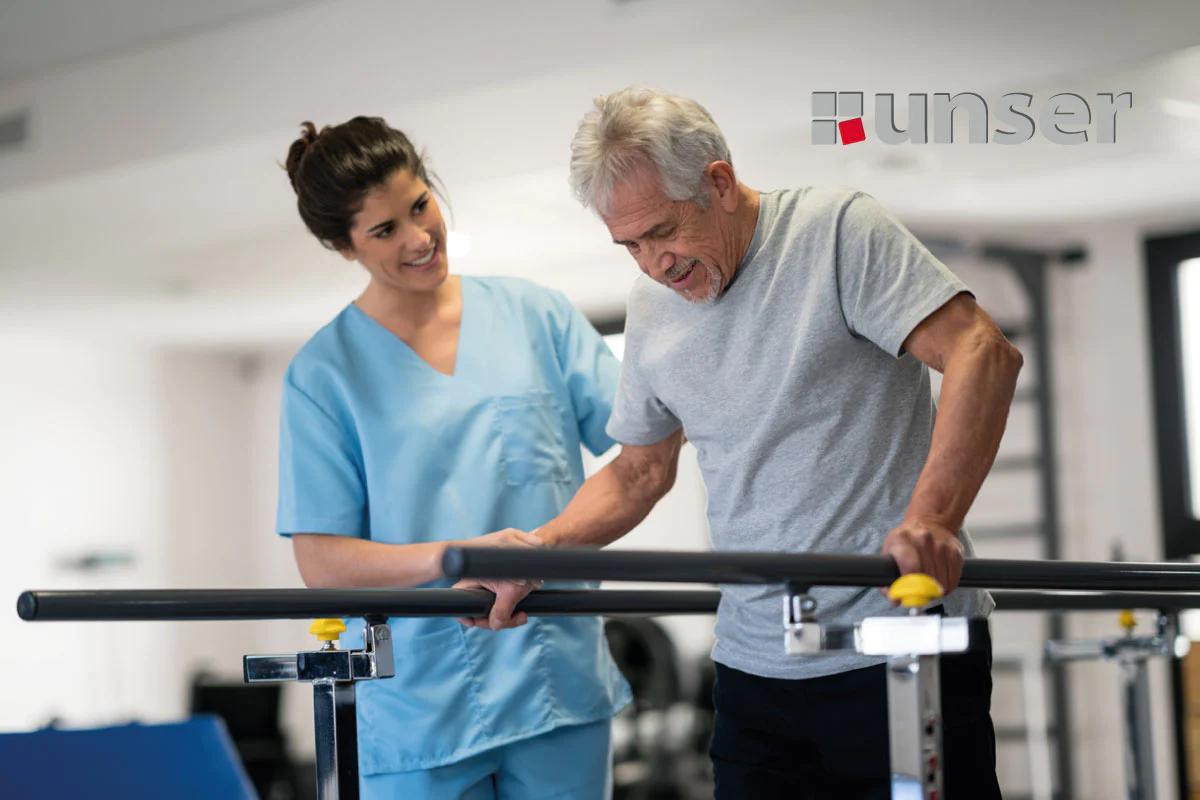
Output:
[493, 390, 572, 486]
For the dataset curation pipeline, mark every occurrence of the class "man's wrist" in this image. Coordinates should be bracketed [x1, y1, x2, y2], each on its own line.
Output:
[534, 523, 563, 549]
[900, 512, 962, 535]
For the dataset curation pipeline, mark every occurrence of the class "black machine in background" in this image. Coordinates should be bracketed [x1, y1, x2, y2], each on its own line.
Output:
[604, 617, 714, 800]
[189, 673, 314, 800]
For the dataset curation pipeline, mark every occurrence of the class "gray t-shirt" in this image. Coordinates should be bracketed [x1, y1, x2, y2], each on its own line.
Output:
[607, 186, 994, 680]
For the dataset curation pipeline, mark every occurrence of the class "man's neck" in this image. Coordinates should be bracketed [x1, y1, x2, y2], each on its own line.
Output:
[729, 183, 762, 277]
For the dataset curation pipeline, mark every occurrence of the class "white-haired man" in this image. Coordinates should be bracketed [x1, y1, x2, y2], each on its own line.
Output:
[463, 87, 1016, 797]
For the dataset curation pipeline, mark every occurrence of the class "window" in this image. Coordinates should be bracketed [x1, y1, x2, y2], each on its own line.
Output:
[1180, 258, 1200, 519]
[1147, 232, 1200, 558]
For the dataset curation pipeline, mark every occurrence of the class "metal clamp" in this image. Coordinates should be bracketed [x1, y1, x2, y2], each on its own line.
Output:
[782, 574, 971, 800]
[1044, 611, 1189, 800]
[783, 582, 825, 655]
[244, 617, 395, 800]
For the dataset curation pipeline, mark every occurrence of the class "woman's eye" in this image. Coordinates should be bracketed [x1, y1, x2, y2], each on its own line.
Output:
[375, 227, 393, 240]
[414, 199, 429, 214]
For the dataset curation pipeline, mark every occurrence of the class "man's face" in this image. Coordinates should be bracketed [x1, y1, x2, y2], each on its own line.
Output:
[602, 164, 733, 304]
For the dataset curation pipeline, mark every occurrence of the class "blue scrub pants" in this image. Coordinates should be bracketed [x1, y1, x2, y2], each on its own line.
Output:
[361, 719, 613, 799]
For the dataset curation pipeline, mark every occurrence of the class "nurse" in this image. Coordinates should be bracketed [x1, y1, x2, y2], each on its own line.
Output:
[277, 116, 631, 798]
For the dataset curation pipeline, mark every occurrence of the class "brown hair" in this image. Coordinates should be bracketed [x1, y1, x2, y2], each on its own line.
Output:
[284, 117, 437, 251]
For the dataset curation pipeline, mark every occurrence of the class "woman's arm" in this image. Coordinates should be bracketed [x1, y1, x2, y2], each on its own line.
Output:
[292, 529, 543, 588]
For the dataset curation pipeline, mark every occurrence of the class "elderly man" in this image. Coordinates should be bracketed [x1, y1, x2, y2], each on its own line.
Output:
[464, 87, 1017, 797]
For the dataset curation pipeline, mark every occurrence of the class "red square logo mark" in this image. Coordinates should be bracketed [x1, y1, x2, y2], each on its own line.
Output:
[838, 117, 866, 145]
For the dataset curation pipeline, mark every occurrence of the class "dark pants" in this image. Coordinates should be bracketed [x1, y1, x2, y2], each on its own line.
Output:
[710, 623, 1001, 799]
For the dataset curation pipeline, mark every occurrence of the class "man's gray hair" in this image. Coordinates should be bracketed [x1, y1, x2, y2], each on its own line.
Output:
[569, 87, 732, 216]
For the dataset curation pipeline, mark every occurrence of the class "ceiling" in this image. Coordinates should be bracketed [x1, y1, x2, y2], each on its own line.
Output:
[0, 0, 1198, 347]
[0, 0, 317, 83]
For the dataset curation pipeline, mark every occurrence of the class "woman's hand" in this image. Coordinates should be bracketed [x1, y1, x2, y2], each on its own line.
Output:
[452, 529, 544, 630]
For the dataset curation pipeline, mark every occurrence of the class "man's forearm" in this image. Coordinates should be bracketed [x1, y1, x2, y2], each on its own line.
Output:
[538, 441, 679, 548]
[906, 335, 1023, 531]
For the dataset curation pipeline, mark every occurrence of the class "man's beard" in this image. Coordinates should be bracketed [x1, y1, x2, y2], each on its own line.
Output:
[666, 258, 724, 305]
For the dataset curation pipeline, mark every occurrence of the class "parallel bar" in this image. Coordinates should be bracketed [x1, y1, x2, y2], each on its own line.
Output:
[443, 548, 1200, 592]
[1121, 659, 1156, 800]
[992, 454, 1043, 471]
[445, 549, 897, 586]
[968, 523, 1043, 541]
[16, 588, 721, 622]
[1012, 387, 1040, 404]
[20, 584, 1200, 624]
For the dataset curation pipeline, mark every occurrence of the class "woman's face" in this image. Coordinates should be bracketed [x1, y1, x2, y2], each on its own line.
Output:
[340, 169, 449, 293]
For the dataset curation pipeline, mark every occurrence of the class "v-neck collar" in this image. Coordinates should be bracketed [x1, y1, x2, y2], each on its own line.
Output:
[347, 277, 470, 380]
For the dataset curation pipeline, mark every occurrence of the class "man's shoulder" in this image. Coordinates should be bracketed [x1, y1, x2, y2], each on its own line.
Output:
[768, 185, 869, 222]
[754, 186, 886, 263]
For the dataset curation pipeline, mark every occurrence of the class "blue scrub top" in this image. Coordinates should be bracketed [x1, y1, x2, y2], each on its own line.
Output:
[276, 276, 632, 775]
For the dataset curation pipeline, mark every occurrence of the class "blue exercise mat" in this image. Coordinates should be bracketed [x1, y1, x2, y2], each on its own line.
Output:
[0, 714, 257, 799]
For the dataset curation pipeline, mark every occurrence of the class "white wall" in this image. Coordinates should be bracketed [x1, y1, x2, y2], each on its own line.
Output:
[0, 343, 308, 752]
[0, 335, 172, 729]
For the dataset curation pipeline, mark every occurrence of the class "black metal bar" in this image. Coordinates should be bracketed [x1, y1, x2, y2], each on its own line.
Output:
[987, 244, 1075, 800]
[445, 549, 899, 586]
[15, 588, 722, 622]
[443, 547, 1200, 592]
[21, 585, 1200, 623]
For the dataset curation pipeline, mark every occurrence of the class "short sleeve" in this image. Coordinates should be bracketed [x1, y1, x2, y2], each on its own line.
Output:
[549, 291, 621, 456]
[835, 192, 970, 357]
[276, 370, 367, 538]
[605, 326, 682, 446]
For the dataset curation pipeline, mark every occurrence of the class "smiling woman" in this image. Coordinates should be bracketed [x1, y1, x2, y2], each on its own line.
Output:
[277, 117, 631, 798]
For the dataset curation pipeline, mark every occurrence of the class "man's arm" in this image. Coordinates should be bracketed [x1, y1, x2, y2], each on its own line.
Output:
[456, 429, 684, 628]
[539, 429, 685, 548]
[882, 292, 1024, 593]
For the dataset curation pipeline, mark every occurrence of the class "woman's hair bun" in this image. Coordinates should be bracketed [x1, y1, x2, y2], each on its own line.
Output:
[285, 121, 321, 192]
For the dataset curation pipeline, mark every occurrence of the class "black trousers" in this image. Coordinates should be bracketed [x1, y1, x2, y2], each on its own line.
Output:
[710, 623, 1001, 799]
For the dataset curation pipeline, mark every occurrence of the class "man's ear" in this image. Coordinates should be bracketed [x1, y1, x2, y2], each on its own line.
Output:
[705, 161, 738, 213]
[337, 245, 356, 262]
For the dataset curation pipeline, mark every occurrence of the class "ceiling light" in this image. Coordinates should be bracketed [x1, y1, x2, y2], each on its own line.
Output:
[1160, 98, 1200, 122]
[447, 231, 472, 259]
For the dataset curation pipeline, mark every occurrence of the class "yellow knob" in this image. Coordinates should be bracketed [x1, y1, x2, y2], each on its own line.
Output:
[1118, 609, 1136, 632]
[310, 618, 346, 642]
[887, 573, 945, 608]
